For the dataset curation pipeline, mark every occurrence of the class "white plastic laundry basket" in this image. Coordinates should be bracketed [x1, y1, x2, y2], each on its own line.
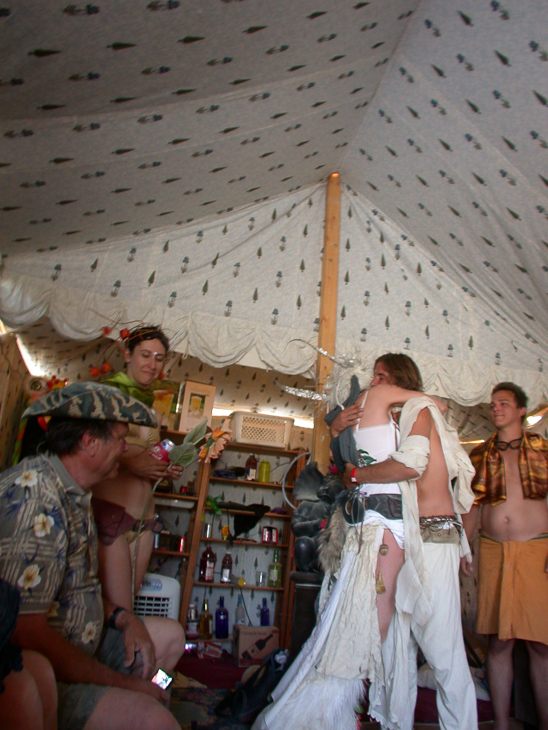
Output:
[230, 412, 294, 449]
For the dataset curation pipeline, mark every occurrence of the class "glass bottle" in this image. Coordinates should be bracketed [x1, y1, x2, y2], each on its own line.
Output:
[259, 597, 270, 626]
[199, 544, 217, 583]
[267, 549, 282, 588]
[186, 603, 199, 638]
[245, 454, 258, 481]
[198, 597, 212, 640]
[215, 596, 229, 639]
[220, 552, 232, 583]
[157, 475, 173, 493]
[258, 459, 270, 483]
[234, 594, 245, 627]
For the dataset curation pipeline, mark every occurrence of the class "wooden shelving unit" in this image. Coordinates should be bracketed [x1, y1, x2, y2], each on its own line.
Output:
[157, 429, 306, 649]
[152, 549, 190, 558]
[195, 537, 290, 550]
[204, 507, 291, 520]
[207, 476, 293, 491]
[194, 581, 284, 592]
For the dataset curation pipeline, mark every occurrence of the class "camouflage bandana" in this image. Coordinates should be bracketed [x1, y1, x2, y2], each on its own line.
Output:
[23, 382, 157, 427]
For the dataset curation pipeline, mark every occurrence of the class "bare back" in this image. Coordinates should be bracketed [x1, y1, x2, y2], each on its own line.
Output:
[410, 408, 454, 517]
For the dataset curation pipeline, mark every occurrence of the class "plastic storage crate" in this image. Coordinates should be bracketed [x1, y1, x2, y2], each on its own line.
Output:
[230, 412, 294, 449]
[133, 573, 180, 620]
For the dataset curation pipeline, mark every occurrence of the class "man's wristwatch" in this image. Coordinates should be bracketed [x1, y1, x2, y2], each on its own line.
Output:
[108, 606, 126, 630]
[350, 467, 358, 484]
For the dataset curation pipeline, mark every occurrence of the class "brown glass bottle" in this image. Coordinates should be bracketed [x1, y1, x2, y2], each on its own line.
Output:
[245, 454, 258, 481]
[198, 597, 212, 640]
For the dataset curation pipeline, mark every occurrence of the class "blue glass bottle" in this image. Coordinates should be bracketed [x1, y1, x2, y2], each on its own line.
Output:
[215, 596, 229, 639]
[259, 597, 270, 627]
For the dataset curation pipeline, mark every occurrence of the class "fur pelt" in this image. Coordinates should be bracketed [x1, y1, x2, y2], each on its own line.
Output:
[318, 508, 348, 575]
[253, 675, 365, 730]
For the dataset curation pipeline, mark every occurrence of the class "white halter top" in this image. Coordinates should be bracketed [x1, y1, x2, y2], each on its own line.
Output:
[353, 392, 401, 497]
[352, 394, 404, 545]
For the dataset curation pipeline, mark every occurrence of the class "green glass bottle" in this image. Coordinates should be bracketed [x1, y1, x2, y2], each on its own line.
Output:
[267, 549, 282, 588]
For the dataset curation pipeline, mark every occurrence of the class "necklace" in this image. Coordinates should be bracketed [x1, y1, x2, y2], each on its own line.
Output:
[495, 436, 522, 451]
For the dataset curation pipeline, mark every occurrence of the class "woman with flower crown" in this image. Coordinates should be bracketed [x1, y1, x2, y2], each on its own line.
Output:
[91, 325, 186, 677]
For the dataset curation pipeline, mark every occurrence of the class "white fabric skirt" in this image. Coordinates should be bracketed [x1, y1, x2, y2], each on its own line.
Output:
[252, 524, 388, 730]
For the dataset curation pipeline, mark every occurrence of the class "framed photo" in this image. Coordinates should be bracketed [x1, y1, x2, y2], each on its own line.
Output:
[151, 379, 181, 429]
[178, 380, 216, 432]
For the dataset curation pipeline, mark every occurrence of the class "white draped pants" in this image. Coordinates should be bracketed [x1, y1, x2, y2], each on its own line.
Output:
[374, 541, 478, 730]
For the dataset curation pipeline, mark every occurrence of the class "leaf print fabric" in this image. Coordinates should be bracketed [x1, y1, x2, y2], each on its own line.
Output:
[0, 454, 103, 656]
[0, 0, 547, 420]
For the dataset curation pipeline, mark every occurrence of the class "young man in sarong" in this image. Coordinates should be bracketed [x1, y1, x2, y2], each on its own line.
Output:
[462, 382, 548, 730]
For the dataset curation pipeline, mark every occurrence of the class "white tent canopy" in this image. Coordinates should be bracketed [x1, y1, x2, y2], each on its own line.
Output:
[1, 0, 547, 430]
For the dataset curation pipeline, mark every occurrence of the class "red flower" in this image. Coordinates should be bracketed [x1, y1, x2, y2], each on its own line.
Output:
[100, 362, 113, 374]
[120, 328, 130, 340]
[46, 376, 66, 391]
[89, 366, 100, 378]
[102, 326, 112, 336]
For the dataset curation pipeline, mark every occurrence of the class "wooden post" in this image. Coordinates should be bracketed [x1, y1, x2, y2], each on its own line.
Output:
[312, 173, 341, 473]
[179, 457, 211, 625]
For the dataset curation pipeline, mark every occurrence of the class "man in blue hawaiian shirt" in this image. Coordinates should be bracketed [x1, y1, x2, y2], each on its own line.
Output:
[0, 382, 180, 730]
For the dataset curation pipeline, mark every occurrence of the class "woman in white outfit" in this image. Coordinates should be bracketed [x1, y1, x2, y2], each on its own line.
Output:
[252, 355, 444, 730]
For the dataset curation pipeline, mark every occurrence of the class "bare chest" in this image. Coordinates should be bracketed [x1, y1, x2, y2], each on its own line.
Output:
[482, 450, 548, 539]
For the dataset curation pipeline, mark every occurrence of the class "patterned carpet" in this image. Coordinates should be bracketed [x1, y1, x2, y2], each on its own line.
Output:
[168, 668, 497, 729]
[169, 673, 250, 730]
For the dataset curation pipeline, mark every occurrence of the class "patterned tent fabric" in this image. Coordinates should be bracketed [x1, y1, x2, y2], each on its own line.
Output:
[1, 0, 547, 422]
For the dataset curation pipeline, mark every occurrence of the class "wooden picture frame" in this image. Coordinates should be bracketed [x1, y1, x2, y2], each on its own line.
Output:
[178, 380, 216, 432]
[151, 379, 181, 429]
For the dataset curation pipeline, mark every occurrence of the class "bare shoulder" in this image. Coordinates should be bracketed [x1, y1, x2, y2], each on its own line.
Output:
[413, 406, 432, 423]
[369, 383, 422, 406]
[409, 406, 433, 436]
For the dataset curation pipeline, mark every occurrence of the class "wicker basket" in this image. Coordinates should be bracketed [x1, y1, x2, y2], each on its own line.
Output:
[230, 412, 294, 449]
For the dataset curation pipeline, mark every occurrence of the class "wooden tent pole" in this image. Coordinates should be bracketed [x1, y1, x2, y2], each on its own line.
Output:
[312, 173, 341, 473]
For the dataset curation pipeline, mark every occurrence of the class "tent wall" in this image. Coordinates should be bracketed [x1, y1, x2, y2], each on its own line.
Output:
[334, 187, 548, 408]
[0, 186, 325, 374]
[1, 0, 547, 428]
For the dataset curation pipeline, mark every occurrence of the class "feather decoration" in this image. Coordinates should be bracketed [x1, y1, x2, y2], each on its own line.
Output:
[278, 338, 376, 409]
[274, 380, 328, 401]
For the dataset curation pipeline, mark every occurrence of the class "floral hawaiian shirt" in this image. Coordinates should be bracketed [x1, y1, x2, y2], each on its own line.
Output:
[0, 454, 104, 656]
